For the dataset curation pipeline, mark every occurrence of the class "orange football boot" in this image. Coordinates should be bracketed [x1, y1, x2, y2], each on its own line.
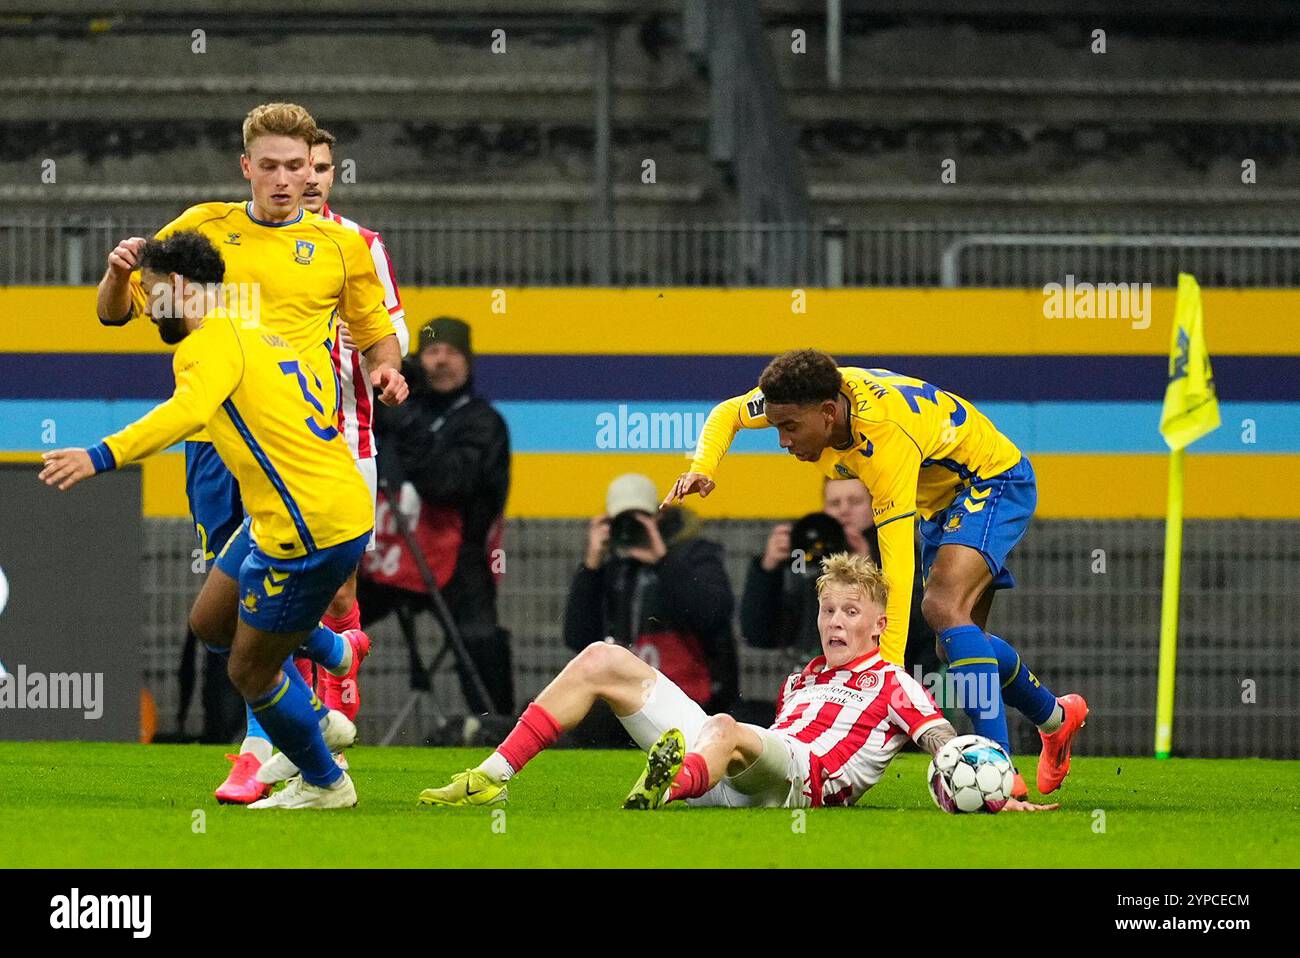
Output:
[215, 752, 272, 805]
[1036, 693, 1089, 794]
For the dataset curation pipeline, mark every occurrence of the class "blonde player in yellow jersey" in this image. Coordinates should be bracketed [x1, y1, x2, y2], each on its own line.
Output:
[664, 349, 1088, 798]
[44, 231, 371, 809]
[92, 103, 407, 802]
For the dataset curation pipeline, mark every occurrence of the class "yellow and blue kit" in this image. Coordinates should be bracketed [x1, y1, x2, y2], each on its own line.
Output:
[88, 306, 373, 632]
[114, 201, 397, 561]
[690, 366, 1036, 665]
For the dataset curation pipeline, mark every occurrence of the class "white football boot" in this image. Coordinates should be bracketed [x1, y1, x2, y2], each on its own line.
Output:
[255, 709, 357, 785]
[248, 771, 358, 810]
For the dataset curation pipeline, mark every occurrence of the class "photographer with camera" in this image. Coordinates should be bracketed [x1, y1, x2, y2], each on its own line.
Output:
[360, 316, 514, 716]
[563, 473, 740, 745]
[741, 478, 938, 676]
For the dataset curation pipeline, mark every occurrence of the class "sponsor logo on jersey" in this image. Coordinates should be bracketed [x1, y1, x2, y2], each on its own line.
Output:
[294, 239, 316, 265]
[834, 463, 857, 479]
[745, 394, 766, 419]
[225, 232, 241, 245]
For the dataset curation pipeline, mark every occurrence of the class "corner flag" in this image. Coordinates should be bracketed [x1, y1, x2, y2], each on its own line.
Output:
[1154, 272, 1220, 759]
[1159, 273, 1220, 450]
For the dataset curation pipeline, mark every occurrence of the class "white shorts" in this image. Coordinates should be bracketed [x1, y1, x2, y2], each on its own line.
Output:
[618, 669, 813, 809]
[353, 456, 378, 552]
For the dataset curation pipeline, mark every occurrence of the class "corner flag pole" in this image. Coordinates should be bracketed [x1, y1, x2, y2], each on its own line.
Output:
[1154, 448, 1184, 759]
[1154, 272, 1219, 760]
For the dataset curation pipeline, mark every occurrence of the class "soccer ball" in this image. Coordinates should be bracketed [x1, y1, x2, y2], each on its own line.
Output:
[927, 734, 1014, 814]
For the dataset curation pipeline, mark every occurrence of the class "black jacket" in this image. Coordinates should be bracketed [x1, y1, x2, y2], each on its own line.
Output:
[564, 527, 740, 713]
[739, 526, 939, 675]
[373, 358, 511, 624]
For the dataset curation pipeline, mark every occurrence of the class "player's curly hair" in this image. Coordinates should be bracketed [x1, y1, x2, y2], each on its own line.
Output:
[816, 552, 890, 609]
[242, 102, 318, 152]
[758, 349, 842, 406]
[311, 127, 337, 149]
[140, 231, 226, 285]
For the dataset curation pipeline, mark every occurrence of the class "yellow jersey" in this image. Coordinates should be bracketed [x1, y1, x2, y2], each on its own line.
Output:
[96, 306, 373, 557]
[121, 201, 397, 441]
[690, 366, 1022, 664]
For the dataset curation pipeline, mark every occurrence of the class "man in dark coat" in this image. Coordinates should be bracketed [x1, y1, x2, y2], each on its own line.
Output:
[361, 316, 514, 714]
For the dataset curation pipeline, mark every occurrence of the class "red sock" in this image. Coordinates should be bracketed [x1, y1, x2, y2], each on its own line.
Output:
[292, 656, 318, 697]
[668, 752, 711, 802]
[496, 702, 564, 774]
[322, 599, 362, 635]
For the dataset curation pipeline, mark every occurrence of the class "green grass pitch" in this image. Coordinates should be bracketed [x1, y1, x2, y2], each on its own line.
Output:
[2, 741, 1297, 868]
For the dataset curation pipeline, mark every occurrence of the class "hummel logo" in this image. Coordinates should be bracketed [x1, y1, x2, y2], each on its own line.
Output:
[969, 486, 992, 500]
[225, 232, 241, 245]
[263, 568, 291, 596]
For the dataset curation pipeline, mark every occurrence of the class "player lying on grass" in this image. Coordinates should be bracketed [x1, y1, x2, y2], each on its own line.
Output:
[663, 349, 1088, 798]
[43, 231, 373, 810]
[94, 102, 408, 805]
[419, 552, 1058, 811]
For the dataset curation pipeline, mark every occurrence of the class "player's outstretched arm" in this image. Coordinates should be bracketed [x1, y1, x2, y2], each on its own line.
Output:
[661, 471, 715, 508]
[97, 236, 147, 326]
[38, 449, 96, 490]
[661, 391, 762, 507]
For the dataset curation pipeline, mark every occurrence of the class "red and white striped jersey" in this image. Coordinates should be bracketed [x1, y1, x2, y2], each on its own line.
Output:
[319, 204, 409, 460]
[771, 650, 946, 807]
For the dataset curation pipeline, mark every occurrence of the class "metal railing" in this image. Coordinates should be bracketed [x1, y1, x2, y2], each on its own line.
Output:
[941, 233, 1300, 288]
[9, 216, 1300, 287]
[143, 516, 1300, 757]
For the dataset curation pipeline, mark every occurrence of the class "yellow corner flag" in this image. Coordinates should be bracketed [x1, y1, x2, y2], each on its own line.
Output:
[1154, 272, 1220, 759]
[1159, 273, 1221, 450]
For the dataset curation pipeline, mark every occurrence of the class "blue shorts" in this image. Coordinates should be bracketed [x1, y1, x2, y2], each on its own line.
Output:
[185, 440, 244, 560]
[216, 518, 369, 634]
[919, 456, 1037, 592]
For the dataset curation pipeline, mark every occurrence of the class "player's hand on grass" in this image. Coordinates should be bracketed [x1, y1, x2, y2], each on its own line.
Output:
[661, 471, 714, 509]
[1002, 797, 1059, 812]
[372, 364, 409, 405]
[39, 449, 94, 491]
[106, 237, 148, 277]
[760, 522, 793, 572]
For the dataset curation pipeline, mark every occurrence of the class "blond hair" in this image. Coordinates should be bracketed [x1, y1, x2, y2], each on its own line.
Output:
[816, 552, 889, 609]
[242, 102, 317, 152]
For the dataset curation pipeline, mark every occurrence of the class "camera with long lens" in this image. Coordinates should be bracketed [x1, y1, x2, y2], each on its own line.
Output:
[609, 509, 652, 555]
[776, 512, 849, 657]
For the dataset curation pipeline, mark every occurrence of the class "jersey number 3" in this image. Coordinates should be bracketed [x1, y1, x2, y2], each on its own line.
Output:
[279, 360, 339, 441]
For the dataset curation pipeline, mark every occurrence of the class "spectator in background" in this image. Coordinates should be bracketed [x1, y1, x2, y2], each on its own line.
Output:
[563, 473, 739, 745]
[360, 317, 514, 715]
[741, 478, 939, 677]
